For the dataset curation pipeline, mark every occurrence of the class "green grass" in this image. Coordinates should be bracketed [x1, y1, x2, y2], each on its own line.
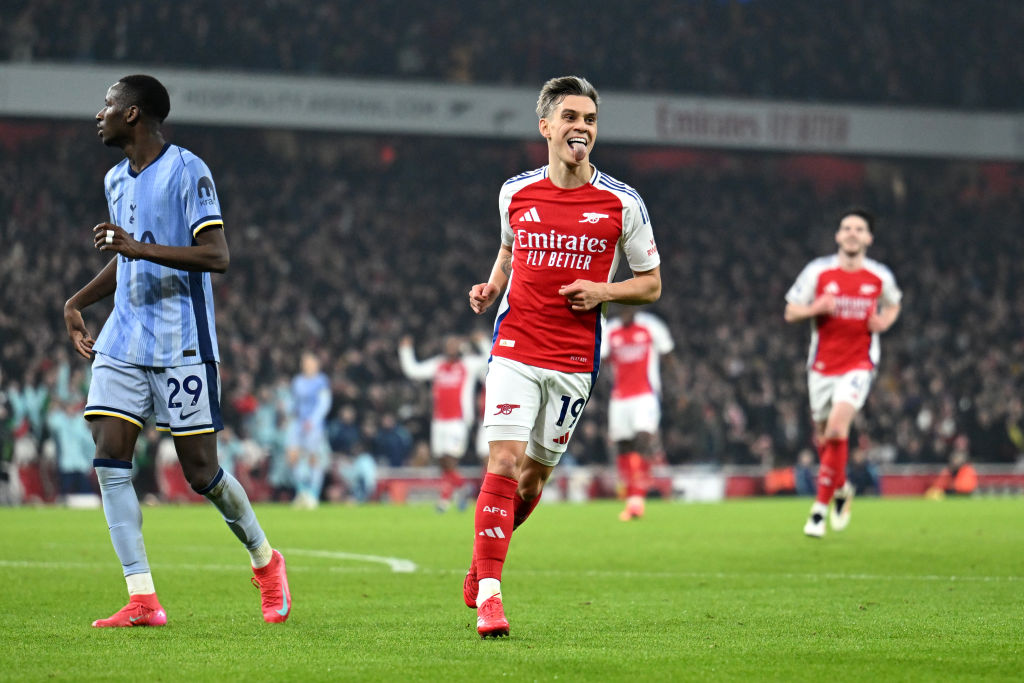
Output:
[1, 497, 1022, 681]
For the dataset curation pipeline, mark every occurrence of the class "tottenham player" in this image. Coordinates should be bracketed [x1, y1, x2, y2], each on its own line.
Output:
[399, 332, 489, 511]
[602, 307, 674, 521]
[785, 208, 901, 538]
[287, 351, 332, 509]
[465, 76, 662, 638]
[63, 75, 290, 626]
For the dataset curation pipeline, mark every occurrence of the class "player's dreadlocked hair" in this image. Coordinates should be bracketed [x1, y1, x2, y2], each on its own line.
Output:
[117, 74, 171, 124]
[535, 76, 599, 120]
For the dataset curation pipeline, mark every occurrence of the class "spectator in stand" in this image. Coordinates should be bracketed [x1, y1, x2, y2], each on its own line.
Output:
[328, 404, 361, 457]
[373, 413, 413, 468]
[3, 1, 1023, 110]
[45, 397, 96, 498]
[794, 448, 817, 497]
[2, 117, 1023, 475]
[340, 441, 378, 504]
[847, 442, 881, 496]
[926, 436, 978, 498]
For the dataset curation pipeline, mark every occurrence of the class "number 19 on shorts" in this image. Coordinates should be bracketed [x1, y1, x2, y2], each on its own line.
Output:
[556, 395, 586, 428]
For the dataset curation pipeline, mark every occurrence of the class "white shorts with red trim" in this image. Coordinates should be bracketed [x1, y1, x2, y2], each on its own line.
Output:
[807, 368, 873, 423]
[431, 418, 470, 458]
[482, 356, 593, 467]
[608, 393, 661, 442]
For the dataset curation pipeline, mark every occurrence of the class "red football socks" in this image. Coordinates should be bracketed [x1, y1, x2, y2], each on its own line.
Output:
[513, 491, 541, 530]
[618, 452, 650, 498]
[474, 473, 517, 580]
[440, 468, 464, 502]
[828, 438, 849, 490]
[815, 438, 849, 504]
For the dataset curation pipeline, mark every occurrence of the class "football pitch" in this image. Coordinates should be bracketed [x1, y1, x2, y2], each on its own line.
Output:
[1, 497, 1021, 681]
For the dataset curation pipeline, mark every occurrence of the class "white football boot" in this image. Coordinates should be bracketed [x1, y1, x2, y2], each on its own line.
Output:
[830, 481, 854, 531]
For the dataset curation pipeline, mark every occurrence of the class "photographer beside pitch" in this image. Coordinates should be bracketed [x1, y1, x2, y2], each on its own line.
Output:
[465, 76, 662, 638]
[784, 208, 901, 538]
[64, 75, 290, 627]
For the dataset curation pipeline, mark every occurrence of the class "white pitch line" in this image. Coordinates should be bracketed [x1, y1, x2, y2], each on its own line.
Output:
[1, 559, 1018, 583]
[0, 559, 312, 573]
[422, 567, 1024, 583]
[283, 548, 418, 573]
[0, 549, 419, 575]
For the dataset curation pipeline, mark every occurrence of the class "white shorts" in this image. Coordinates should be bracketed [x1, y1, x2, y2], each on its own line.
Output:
[608, 393, 661, 442]
[807, 369, 874, 422]
[84, 352, 222, 436]
[431, 418, 470, 458]
[482, 356, 593, 467]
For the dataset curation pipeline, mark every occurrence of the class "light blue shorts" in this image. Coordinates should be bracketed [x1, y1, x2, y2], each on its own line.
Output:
[84, 353, 223, 436]
[286, 420, 329, 460]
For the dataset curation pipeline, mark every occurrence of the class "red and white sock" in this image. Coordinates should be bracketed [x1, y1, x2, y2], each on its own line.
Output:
[474, 473, 517, 583]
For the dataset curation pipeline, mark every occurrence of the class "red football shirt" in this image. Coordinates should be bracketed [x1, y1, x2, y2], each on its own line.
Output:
[489, 166, 660, 373]
[399, 348, 488, 422]
[602, 312, 674, 399]
[785, 255, 902, 375]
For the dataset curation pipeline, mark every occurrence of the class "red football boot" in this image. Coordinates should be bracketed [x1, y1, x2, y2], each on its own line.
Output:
[92, 593, 167, 628]
[463, 558, 478, 608]
[476, 594, 509, 638]
[251, 550, 291, 623]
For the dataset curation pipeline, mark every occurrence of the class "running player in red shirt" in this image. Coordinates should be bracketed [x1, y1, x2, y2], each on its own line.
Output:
[399, 333, 488, 512]
[785, 208, 901, 538]
[602, 307, 674, 521]
[465, 76, 662, 638]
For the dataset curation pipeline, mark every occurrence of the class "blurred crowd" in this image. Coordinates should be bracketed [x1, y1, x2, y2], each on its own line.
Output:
[4, 0, 1024, 110]
[1, 119, 1023, 503]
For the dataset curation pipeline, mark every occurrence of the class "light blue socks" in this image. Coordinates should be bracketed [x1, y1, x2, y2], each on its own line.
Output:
[195, 468, 268, 553]
[95, 459, 149, 578]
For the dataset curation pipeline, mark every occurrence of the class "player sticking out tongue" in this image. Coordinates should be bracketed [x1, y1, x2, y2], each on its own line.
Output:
[569, 138, 586, 162]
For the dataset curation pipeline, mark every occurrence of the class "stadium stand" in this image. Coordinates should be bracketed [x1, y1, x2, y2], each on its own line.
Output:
[2, 0, 1024, 109]
[2, 1, 1023, 502]
[3, 0, 1023, 110]
[2, 122, 1022, 496]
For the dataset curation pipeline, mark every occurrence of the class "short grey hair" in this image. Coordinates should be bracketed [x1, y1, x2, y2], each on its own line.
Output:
[535, 76, 599, 119]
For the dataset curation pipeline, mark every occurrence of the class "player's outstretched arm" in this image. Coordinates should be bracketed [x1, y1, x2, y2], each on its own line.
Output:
[94, 222, 229, 273]
[469, 244, 512, 315]
[398, 336, 437, 380]
[64, 256, 117, 359]
[559, 266, 662, 312]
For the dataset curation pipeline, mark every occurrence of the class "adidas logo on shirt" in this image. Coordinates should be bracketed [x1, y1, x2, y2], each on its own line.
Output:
[518, 207, 541, 222]
[552, 432, 570, 445]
